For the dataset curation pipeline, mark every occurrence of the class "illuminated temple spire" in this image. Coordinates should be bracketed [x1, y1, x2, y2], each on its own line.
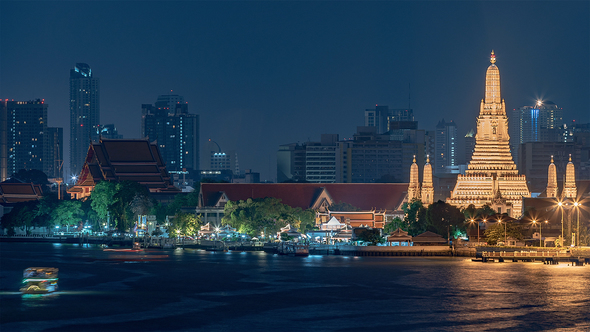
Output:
[408, 155, 420, 201]
[447, 51, 530, 218]
[467, 50, 515, 175]
[546, 155, 558, 198]
[421, 155, 434, 205]
[563, 154, 577, 199]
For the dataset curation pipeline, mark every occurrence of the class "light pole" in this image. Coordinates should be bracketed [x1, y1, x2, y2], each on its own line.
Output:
[574, 202, 581, 247]
[558, 201, 563, 246]
[470, 219, 479, 244]
[498, 219, 506, 245]
[532, 220, 548, 247]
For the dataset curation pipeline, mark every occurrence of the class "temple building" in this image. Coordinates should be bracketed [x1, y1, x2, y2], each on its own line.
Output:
[67, 139, 179, 200]
[422, 155, 434, 205]
[406, 155, 434, 206]
[546, 156, 558, 198]
[562, 154, 577, 199]
[446, 51, 530, 218]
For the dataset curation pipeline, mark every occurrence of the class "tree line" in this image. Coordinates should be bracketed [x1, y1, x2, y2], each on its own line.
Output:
[0, 180, 201, 237]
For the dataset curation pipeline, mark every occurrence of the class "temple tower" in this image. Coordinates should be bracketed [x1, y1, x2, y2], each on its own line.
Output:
[447, 51, 530, 218]
[407, 155, 420, 201]
[421, 155, 434, 205]
[562, 154, 577, 199]
[546, 156, 558, 198]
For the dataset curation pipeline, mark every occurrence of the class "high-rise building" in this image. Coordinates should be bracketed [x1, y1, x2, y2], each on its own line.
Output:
[364, 105, 415, 135]
[306, 134, 341, 183]
[70, 63, 100, 176]
[434, 119, 457, 174]
[277, 143, 307, 183]
[509, 101, 563, 164]
[141, 94, 199, 173]
[98, 124, 123, 139]
[0, 100, 63, 181]
[447, 51, 530, 218]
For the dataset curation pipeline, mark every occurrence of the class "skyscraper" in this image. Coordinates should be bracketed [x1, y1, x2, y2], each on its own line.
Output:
[70, 63, 100, 176]
[447, 51, 530, 218]
[141, 94, 199, 173]
[0, 100, 63, 181]
[509, 101, 563, 164]
[364, 105, 415, 136]
[434, 119, 457, 174]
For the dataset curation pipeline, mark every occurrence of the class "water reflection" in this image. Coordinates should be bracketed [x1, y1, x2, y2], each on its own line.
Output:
[1, 243, 589, 331]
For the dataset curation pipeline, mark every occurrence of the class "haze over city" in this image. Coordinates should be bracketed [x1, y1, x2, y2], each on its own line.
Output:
[1, 1, 589, 181]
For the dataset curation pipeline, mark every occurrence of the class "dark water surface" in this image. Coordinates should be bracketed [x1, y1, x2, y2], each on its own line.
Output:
[1, 243, 589, 331]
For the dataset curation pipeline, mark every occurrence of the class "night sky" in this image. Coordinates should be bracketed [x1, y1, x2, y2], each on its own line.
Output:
[1, 1, 588, 181]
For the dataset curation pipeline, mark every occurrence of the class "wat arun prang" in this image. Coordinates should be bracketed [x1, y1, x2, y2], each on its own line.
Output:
[447, 51, 530, 218]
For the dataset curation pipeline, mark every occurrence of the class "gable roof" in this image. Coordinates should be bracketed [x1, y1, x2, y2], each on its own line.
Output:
[199, 183, 408, 211]
[0, 182, 43, 204]
[68, 138, 179, 195]
[413, 231, 447, 243]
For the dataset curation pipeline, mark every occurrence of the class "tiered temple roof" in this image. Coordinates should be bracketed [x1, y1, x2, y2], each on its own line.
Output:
[68, 139, 179, 199]
[447, 51, 530, 218]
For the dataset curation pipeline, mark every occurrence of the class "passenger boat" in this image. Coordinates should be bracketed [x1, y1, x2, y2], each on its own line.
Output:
[277, 242, 309, 256]
[20, 267, 59, 294]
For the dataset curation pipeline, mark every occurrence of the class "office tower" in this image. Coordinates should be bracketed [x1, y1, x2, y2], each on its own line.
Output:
[141, 94, 199, 173]
[448, 51, 530, 218]
[350, 129, 404, 183]
[509, 101, 563, 164]
[70, 63, 100, 176]
[277, 143, 307, 183]
[306, 134, 341, 183]
[277, 135, 350, 183]
[434, 119, 457, 174]
[0, 100, 63, 181]
[364, 105, 415, 135]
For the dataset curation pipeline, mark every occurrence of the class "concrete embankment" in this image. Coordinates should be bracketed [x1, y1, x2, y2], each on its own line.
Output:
[303, 245, 475, 257]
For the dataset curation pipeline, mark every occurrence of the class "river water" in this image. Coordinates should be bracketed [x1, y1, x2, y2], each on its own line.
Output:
[0, 242, 589, 331]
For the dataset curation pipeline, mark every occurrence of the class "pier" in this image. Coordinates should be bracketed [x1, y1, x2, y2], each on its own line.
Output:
[479, 250, 590, 265]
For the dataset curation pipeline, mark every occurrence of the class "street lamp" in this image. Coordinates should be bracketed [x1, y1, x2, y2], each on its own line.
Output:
[532, 219, 548, 247]
[470, 218, 480, 244]
[573, 202, 581, 247]
[498, 219, 507, 245]
[558, 201, 564, 245]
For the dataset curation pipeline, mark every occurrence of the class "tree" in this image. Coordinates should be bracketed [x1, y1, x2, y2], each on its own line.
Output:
[329, 201, 361, 212]
[35, 194, 60, 229]
[384, 217, 404, 234]
[356, 228, 384, 245]
[90, 181, 117, 224]
[110, 181, 150, 232]
[52, 200, 83, 230]
[222, 197, 314, 237]
[426, 200, 465, 239]
[0, 200, 38, 235]
[174, 212, 201, 237]
[166, 190, 199, 216]
[484, 222, 523, 245]
[401, 199, 428, 236]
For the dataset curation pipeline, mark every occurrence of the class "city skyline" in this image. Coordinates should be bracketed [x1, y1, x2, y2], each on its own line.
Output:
[1, 1, 588, 181]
